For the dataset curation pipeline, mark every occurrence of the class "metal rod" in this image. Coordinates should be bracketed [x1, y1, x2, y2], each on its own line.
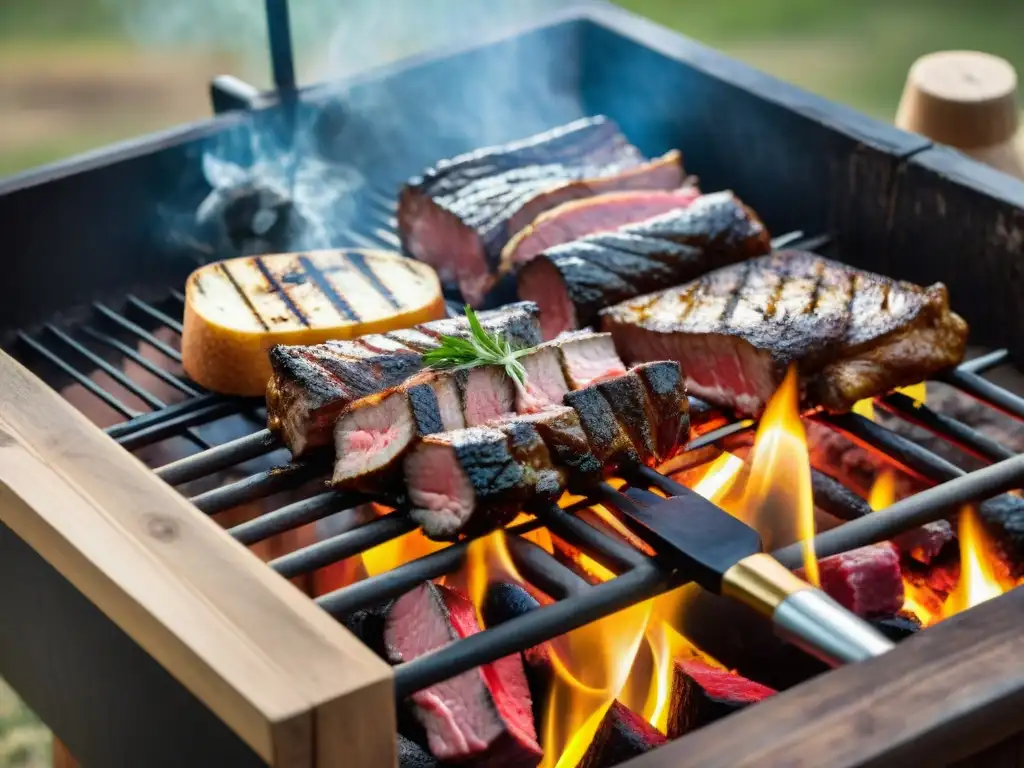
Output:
[93, 302, 182, 363]
[877, 391, 1016, 464]
[81, 326, 200, 396]
[392, 562, 668, 699]
[230, 490, 367, 546]
[106, 393, 244, 439]
[537, 497, 647, 570]
[774, 452, 1024, 567]
[316, 519, 542, 617]
[189, 460, 328, 515]
[169, 288, 187, 305]
[505, 536, 590, 599]
[264, 0, 297, 93]
[942, 368, 1024, 422]
[271, 511, 415, 580]
[959, 349, 1009, 375]
[116, 401, 247, 451]
[18, 332, 139, 418]
[156, 428, 280, 485]
[687, 419, 756, 451]
[127, 295, 184, 335]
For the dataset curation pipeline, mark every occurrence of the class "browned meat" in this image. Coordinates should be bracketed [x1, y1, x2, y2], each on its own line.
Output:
[548, 331, 626, 389]
[267, 302, 541, 455]
[562, 384, 640, 467]
[499, 185, 702, 272]
[397, 116, 685, 306]
[518, 191, 771, 339]
[595, 371, 658, 466]
[506, 406, 602, 480]
[385, 582, 542, 766]
[496, 419, 566, 501]
[633, 361, 691, 464]
[601, 250, 969, 415]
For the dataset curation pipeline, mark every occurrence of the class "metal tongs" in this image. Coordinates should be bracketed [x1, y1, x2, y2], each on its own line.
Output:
[591, 482, 895, 667]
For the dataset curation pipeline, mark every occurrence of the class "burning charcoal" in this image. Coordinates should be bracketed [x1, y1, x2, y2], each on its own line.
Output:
[666, 660, 776, 739]
[575, 700, 667, 768]
[870, 614, 922, 642]
[385, 582, 542, 766]
[807, 543, 905, 618]
[893, 520, 956, 565]
[483, 583, 554, 737]
[810, 468, 872, 521]
[399, 734, 438, 768]
[978, 495, 1024, 576]
[339, 601, 391, 661]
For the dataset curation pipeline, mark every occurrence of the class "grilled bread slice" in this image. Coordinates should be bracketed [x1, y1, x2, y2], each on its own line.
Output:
[182, 249, 446, 395]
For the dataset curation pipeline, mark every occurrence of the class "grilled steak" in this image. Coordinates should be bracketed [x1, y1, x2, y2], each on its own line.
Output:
[499, 185, 702, 272]
[601, 250, 969, 414]
[633, 361, 690, 464]
[497, 419, 566, 501]
[518, 191, 772, 339]
[267, 302, 541, 455]
[406, 427, 529, 539]
[385, 582, 542, 766]
[549, 331, 626, 389]
[563, 384, 640, 467]
[398, 116, 685, 306]
[331, 332, 625, 488]
[504, 406, 602, 480]
[595, 371, 658, 465]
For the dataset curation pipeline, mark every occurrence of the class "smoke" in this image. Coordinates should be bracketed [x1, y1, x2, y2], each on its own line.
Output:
[117, 0, 576, 258]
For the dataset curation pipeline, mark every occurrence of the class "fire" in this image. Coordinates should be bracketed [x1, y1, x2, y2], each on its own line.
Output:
[852, 381, 928, 421]
[692, 451, 744, 503]
[362, 527, 448, 578]
[942, 506, 1008, 618]
[722, 366, 819, 585]
[868, 468, 897, 511]
[464, 529, 525, 626]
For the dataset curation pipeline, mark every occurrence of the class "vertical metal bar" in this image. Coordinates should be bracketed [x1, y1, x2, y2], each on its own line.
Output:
[264, 0, 296, 94]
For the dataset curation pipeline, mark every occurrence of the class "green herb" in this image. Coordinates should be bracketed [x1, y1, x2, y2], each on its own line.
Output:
[423, 305, 534, 387]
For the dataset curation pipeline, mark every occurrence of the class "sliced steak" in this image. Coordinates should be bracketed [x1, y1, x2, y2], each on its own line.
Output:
[398, 115, 685, 306]
[634, 361, 691, 463]
[595, 371, 658, 466]
[601, 250, 969, 415]
[563, 384, 639, 467]
[508, 406, 602, 480]
[516, 342, 570, 414]
[458, 366, 517, 426]
[385, 583, 542, 766]
[550, 331, 626, 389]
[267, 302, 541, 455]
[667, 659, 777, 738]
[406, 427, 529, 540]
[496, 419, 566, 501]
[332, 370, 465, 488]
[803, 543, 905, 618]
[519, 191, 771, 339]
[499, 185, 701, 271]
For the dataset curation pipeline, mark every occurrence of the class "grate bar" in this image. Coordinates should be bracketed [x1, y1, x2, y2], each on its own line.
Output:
[941, 368, 1024, 422]
[877, 391, 1016, 464]
[189, 459, 329, 515]
[392, 561, 669, 699]
[116, 401, 246, 452]
[537, 497, 647, 571]
[157, 428, 280, 485]
[106, 393, 245, 438]
[505, 535, 590, 598]
[270, 510, 414, 579]
[18, 332, 139, 418]
[82, 327, 200, 396]
[316, 519, 542, 618]
[127, 295, 184, 335]
[230, 490, 366, 545]
[959, 349, 1009, 375]
[94, 302, 182, 363]
[169, 288, 186, 305]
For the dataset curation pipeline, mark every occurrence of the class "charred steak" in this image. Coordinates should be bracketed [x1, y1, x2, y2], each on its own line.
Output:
[266, 302, 542, 456]
[398, 116, 685, 306]
[601, 250, 969, 414]
[499, 185, 702, 272]
[331, 332, 627, 488]
[518, 191, 772, 339]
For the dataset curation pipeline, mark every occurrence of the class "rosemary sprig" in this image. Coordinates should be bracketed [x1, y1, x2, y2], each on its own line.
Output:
[423, 305, 534, 387]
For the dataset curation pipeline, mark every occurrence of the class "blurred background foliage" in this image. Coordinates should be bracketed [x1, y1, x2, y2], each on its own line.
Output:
[1, 0, 1022, 764]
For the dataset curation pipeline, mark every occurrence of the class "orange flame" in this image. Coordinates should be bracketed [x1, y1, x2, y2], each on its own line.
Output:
[942, 506, 1008, 618]
[868, 468, 897, 511]
[852, 382, 928, 421]
[362, 526, 448, 578]
[692, 451, 744, 504]
[724, 365, 818, 585]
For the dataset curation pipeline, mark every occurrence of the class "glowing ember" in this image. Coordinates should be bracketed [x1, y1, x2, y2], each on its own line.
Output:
[723, 365, 818, 585]
[943, 506, 1007, 618]
[868, 468, 897, 511]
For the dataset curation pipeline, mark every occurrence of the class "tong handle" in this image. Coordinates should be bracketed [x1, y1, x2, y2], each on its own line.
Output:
[723, 553, 895, 666]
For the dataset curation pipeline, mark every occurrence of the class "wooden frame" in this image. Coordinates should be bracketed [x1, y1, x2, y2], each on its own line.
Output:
[0, 349, 394, 768]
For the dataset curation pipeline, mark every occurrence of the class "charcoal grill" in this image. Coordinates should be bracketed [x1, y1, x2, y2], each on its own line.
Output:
[3, 2, 1024, 767]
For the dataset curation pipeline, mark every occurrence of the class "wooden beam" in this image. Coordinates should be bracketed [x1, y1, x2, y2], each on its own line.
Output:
[0, 350, 395, 768]
[624, 587, 1024, 768]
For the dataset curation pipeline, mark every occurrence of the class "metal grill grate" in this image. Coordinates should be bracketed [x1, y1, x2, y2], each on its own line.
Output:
[9, 206, 1024, 701]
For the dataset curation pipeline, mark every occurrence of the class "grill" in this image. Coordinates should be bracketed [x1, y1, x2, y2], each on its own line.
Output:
[4, 3, 1024, 768]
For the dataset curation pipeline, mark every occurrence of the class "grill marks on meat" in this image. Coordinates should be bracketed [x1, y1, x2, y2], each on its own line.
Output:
[499, 185, 702, 272]
[563, 385, 640, 467]
[601, 250, 969, 415]
[267, 302, 542, 455]
[518, 191, 772, 339]
[398, 115, 685, 306]
[634, 361, 691, 464]
[385, 583, 542, 766]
